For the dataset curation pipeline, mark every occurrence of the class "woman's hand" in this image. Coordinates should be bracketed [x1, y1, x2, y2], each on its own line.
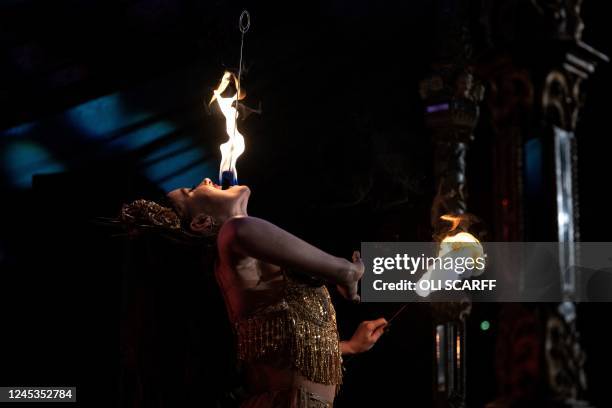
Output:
[336, 251, 364, 303]
[341, 318, 388, 355]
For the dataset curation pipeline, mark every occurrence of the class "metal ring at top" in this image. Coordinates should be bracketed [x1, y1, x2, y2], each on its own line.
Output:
[239, 10, 251, 34]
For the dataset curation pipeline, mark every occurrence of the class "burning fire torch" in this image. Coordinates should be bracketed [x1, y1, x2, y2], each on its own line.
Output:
[210, 71, 247, 189]
[416, 214, 485, 297]
[209, 10, 251, 190]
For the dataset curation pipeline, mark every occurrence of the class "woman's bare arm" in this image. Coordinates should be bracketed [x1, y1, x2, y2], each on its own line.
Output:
[217, 216, 363, 300]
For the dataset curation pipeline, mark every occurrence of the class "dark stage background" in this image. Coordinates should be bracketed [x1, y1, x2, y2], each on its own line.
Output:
[1, 1, 611, 407]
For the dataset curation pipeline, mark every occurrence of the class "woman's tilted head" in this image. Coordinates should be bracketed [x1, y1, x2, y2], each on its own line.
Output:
[119, 177, 250, 240]
[166, 177, 250, 235]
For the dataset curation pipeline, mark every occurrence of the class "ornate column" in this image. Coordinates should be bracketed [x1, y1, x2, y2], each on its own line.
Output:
[531, 2, 607, 404]
[479, 1, 608, 407]
[419, 1, 485, 407]
[418, 4, 485, 238]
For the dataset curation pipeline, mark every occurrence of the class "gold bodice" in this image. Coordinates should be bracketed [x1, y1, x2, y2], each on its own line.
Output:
[234, 271, 343, 386]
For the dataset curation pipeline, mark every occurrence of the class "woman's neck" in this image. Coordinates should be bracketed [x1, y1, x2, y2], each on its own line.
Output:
[217, 203, 248, 224]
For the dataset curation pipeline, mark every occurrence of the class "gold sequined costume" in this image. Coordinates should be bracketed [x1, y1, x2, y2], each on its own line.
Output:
[234, 271, 343, 407]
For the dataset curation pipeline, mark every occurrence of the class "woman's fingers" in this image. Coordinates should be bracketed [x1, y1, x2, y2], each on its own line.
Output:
[365, 318, 387, 331]
[351, 250, 365, 281]
[348, 318, 389, 353]
[371, 318, 388, 338]
[362, 318, 388, 340]
[336, 251, 364, 303]
[336, 282, 360, 303]
[348, 281, 360, 303]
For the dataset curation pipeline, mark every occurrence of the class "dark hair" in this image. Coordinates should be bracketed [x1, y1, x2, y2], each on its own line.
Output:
[112, 200, 239, 407]
[117, 198, 218, 245]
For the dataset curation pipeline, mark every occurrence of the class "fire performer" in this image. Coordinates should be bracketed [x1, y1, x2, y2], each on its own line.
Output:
[119, 177, 387, 407]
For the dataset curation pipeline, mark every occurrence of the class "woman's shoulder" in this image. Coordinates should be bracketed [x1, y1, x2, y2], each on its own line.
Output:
[216, 215, 282, 259]
[216, 215, 258, 245]
[216, 216, 248, 257]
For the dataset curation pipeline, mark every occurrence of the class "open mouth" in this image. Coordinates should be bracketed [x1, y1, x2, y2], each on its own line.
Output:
[202, 178, 222, 189]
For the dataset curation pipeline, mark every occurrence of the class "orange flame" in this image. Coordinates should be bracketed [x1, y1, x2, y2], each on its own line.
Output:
[210, 71, 246, 184]
[438, 214, 482, 269]
[416, 214, 485, 297]
[439, 214, 480, 244]
[440, 214, 461, 233]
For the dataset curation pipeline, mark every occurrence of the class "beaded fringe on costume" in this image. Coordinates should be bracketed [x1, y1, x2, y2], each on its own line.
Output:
[234, 279, 343, 386]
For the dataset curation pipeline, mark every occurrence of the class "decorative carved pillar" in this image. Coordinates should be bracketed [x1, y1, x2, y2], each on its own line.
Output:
[419, 7, 485, 237]
[419, 2, 485, 407]
[533, 3, 607, 404]
[480, 1, 608, 407]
